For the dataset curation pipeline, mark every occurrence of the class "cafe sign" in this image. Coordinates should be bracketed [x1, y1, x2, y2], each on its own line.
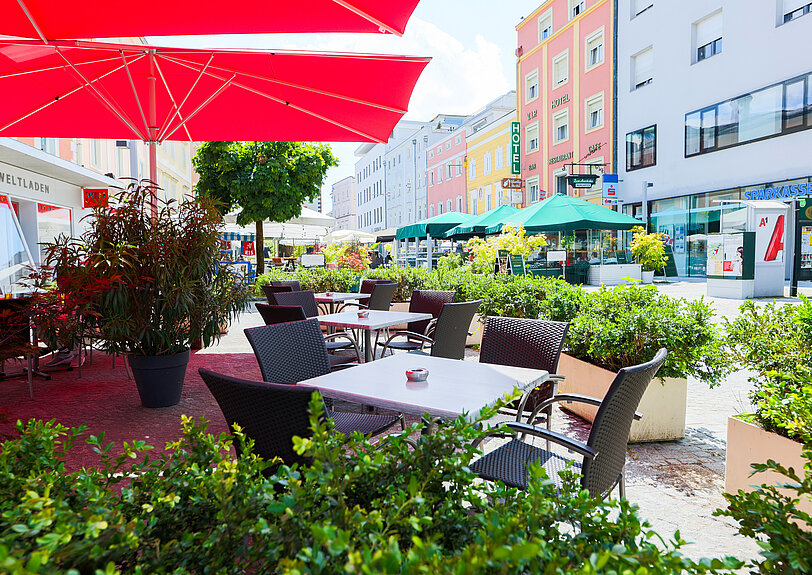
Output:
[510, 122, 521, 175]
[501, 177, 523, 190]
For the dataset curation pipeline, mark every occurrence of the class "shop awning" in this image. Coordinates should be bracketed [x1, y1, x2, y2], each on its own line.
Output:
[486, 194, 643, 234]
[220, 231, 255, 242]
[2, 0, 421, 38]
[396, 212, 474, 240]
[442, 205, 519, 238]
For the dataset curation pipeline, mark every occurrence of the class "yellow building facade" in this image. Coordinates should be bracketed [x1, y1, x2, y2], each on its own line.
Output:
[466, 110, 519, 216]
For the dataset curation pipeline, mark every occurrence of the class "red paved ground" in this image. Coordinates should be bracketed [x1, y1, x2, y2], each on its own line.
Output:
[0, 350, 260, 469]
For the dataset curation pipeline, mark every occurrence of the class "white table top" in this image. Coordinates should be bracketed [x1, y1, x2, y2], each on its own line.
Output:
[317, 310, 431, 331]
[300, 353, 549, 420]
[314, 292, 370, 303]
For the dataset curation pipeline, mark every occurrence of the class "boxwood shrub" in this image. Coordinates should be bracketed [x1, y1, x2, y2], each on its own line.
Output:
[0, 402, 743, 574]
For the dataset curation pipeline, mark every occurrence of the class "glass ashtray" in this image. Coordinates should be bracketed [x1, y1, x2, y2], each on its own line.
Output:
[405, 368, 428, 382]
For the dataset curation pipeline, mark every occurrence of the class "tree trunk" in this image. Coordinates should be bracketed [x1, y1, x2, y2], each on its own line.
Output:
[255, 220, 265, 276]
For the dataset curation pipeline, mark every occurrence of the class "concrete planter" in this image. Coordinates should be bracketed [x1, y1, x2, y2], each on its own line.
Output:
[556, 353, 686, 443]
[641, 270, 655, 284]
[467, 317, 484, 347]
[725, 416, 812, 515]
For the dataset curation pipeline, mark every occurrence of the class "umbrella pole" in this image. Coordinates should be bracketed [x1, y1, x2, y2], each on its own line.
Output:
[148, 49, 158, 218]
[148, 142, 157, 216]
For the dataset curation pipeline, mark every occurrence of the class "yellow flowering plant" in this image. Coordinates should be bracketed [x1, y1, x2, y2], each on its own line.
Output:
[465, 225, 546, 274]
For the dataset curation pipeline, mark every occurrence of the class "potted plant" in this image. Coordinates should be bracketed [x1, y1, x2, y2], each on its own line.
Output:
[80, 184, 250, 407]
[552, 282, 730, 442]
[630, 226, 667, 284]
[722, 298, 812, 513]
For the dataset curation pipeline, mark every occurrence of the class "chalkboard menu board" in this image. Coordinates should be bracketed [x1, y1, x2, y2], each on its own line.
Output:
[509, 254, 526, 276]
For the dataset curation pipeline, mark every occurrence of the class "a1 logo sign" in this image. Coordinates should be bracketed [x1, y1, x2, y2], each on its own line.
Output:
[764, 214, 784, 262]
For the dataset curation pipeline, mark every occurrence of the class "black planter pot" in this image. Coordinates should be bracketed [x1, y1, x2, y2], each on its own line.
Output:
[129, 349, 190, 408]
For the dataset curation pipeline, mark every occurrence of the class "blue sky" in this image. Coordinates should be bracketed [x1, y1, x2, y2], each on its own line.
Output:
[151, 0, 543, 214]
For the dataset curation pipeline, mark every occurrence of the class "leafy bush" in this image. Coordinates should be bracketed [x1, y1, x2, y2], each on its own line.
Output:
[630, 225, 668, 272]
[715, 446, 812, 574]
[725, 298, 812, 441]
[0, 405, 742, 574]
[465, 225, 546, 274]
[567, 284, 730, 384]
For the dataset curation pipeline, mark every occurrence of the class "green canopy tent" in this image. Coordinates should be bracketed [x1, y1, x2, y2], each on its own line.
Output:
[396, 212, 474, 268]
[442, 204, 520, 239]
[485, 193, 642, 234]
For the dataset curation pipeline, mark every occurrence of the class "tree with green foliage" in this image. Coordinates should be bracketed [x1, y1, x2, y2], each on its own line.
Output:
[193, 141, 338, 274]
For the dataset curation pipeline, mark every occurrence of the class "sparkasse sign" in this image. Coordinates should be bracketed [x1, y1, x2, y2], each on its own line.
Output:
[501, 177, 523, 189]
[510, 122, 521, 175]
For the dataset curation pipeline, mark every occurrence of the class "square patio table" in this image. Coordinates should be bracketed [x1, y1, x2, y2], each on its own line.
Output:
[314, 292, 370, 315]
[317, 310, 432, 363]
[300, 352, 549, 422]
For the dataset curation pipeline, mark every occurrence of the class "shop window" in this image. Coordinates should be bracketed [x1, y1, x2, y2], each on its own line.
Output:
[0, 197, 34, 296]
[632, 47, 653, 90]
[36, 203, 72, 262]
[626, 125, 656, 170]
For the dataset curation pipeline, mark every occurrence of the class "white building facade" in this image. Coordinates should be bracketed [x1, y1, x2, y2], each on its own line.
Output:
[354, 141, 387, 233]
[330, 175, 356, 230]
[617, 0, 812, 278]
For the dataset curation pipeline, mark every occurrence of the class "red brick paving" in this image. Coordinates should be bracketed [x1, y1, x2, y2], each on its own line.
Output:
[0, 350, 261, 469]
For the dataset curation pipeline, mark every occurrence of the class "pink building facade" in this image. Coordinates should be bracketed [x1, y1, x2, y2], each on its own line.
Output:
[426, 129, 468, 216]
[517, 0, 614, 205]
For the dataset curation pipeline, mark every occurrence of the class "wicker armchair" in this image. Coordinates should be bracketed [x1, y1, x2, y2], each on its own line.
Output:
[199, 369, 402, 469]
[376, 290, 455, 354]
[470, 348, 667, 499]
[338, 282, 397, 313]
[243, 319, 403, 431]
[479, 316, 569, 426]
[260, 284, 292, 305]
[253, 301, 361, 364]
[380, 300, 480, 360]
[271, 279, 302, 291]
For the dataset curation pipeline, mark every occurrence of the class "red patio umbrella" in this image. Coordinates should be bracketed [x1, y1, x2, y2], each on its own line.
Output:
[2, 0, 421, 39]
[0, 39, 429, 203]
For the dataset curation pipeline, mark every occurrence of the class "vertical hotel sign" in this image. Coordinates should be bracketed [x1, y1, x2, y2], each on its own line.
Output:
[510, 122, 521, 175]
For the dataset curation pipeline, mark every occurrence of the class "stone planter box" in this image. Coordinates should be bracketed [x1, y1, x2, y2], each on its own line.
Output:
[556, 353, 686, 443]
[467, 318, 484, 347]
[725, 416, 812, 515]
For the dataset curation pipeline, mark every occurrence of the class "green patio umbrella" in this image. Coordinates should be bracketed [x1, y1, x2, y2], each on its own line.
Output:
[485, 194, 642, 234]
[442, 204, 520, 238]
[396, 211, 474, 240]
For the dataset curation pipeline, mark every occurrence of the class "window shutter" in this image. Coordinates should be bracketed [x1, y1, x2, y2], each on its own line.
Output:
[695, 12, 722, 47]
[633, 48, 654, 86]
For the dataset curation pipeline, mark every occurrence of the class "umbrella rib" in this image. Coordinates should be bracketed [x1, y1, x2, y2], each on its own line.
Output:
[53, 47, 147, 140]
[329, 0, 400, 35]
[0, 56, 124, 80]
[163, 54, 408, 114]
[15, 0, 47, 43]
[152, 57, 194, 142]
[160, 74, 236, 141]
[157, 53, 214, 142]
[120, 51, 150, 139]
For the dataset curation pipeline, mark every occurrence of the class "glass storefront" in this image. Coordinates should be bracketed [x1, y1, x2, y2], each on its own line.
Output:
[36, 203, 72, 260]
[626, 175, 812, 277]
[0, 196, 34, 296]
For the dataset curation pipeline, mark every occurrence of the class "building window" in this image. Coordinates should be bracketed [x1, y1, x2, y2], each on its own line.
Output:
[632, 0, 653, 17]
[456, 162, 462, 176]
[626, 125, 657, 170]
[457, 195, 464, 212]
[538, 9, 553, 42]
[783, 0, 812, 23]
[631, 47, 654, 90]
[90, 139, 102, 167]
[525, 69, 539, 103]
[446, 142, 452, 150]
[447, 164, 454, 178]
[569, 0, 585, 19]
[472, 118, 488, 132]
[585, 94, 604, 131]
[470, 193, 478, 215]
[469, 158, 477, 179]
[429, 205, 435, 218]
[585, 30, 604, 70]
[527, 177, 540, 203]
[437, 202, 443, 215]
[428, 150, 434, 159]
[455, 135, 461, 145]
[447, 199, 453, 212]
[553, 51, 569, 86]
[429, 171, 434, 186]
[526, 123, 540, 152]
[553, 111, 569, 143]
[437, 167, 443, 183]
[694, 11, 722, 63]
[484, 152, 492, 175]
[685, 72, 812, 157]
[495, 146, 504, 170]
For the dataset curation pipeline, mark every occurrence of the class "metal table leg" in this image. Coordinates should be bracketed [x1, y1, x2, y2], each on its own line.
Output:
[364, 329, 373, 363]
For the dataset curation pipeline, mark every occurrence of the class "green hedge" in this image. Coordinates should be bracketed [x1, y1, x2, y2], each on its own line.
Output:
[0, 407, 743, 574]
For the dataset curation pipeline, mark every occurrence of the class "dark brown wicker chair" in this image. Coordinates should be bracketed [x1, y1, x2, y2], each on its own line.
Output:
[253, 301, 360, 364]
[243, 319, 403, 431]
[271, 279, 302, 291]
[360, 279, 392, 294]
[376, 290, 456, 354]
[470, 348, 667, 499]
[270, 290, 319, 318]
[479, 316, 570, 426]
[261, 284, 292, 305]
[199, 369, 401, 469]
[380, 300, 481, 360]
[338, 282, 397, 313]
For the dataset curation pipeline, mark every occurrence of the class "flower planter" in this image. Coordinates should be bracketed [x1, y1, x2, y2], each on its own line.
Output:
[556, 353, 686, 443]
[641, 270, 655, 284]
[467, 317, 483, 347]
[725, 416, 812, 515]
[129, 349, 190, 408]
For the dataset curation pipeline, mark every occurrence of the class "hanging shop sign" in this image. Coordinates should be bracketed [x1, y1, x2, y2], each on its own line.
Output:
[242, 240, 256, 257]
[501, 177, 524, 190]
[567, 174, 599, 189]
[510, 122, 521, 175]
[602, 174, 620, 205]
[82, 188, 109, 209]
